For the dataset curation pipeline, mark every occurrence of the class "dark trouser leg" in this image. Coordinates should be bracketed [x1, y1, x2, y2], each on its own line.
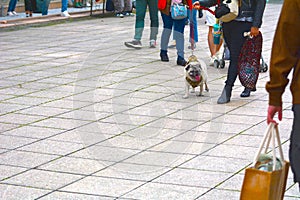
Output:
[222, 21, 252, 88]
[290, 104, 300, 185]
[148, 0, 159, 41]
[134, 0, 147, 41]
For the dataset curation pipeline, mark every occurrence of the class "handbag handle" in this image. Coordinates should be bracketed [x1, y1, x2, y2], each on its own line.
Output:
[252, 123, 285, 169]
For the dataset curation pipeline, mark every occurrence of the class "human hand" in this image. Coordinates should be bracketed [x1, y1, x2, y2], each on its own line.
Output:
[250, 27, 260, 37]
[267, 105, 282, 124]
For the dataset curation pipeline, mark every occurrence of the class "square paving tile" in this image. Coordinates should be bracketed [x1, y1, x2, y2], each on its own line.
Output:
[0, 165, 27, 181]
[0, 184, 49, 200]
[61, 176, 144, 197]
[38, 156, 108, 175]
[2, 169, 83, 190]
[94, 162, 171, 182]
[154, 167, 231, 188]
[39, 191, 114, 200]
[0, 135, 37, 149]
[2, 126, 63, 139]
[124, 182, 208, 199]
[19, 139, 85, 156]
[0, 150, 58, 168]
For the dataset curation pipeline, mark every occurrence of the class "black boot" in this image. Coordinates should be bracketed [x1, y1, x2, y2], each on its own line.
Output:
[160, 50, 169, 62]
[217, 86, 232, 104]
[240, 88, 251, 97]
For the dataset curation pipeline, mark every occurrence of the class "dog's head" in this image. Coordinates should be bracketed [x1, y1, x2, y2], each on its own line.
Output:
[185, 56, 202, 82]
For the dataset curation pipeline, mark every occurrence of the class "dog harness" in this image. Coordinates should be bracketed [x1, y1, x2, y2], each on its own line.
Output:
[186, 77, 202, 88]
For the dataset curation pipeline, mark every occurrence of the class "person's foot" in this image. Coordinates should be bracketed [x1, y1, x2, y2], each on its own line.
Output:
[124, 40, 142, 49]
[61, 11, 71, 17]
[217, 86, 232, 104]
[149, 40, 156, 48]
[160, 52, 169, 62]
[124, 12, 135, 16]
[7, 11, 14, 16]
[177, 56, 187, 66]
[240, 88, 251, 97]
[116, 13, 124, 18]
[12, 11, 18, 16]
[209, 55, 217, 66]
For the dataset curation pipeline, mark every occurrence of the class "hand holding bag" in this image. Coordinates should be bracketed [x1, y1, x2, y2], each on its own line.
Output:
[171, 3, 188, 20]
[240, 123, 290, 200]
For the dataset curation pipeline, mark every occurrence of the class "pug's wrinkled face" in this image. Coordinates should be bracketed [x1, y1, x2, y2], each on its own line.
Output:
[185, 62, 202, 82]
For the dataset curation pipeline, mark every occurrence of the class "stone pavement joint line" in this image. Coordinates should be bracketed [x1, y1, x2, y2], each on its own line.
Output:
[0, 2, 300, 200]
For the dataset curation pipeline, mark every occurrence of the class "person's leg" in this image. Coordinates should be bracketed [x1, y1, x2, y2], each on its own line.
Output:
[173, 17, 186, 65]
[7, 0, 17, 12]
[160, 12, 173, 61]
[61, 0, 68, 12]
[123, 0, 132, 13]
[207, 26, 215, 57]
[113, 0, 123, 15]
[42, 0, 50, 15]
[147, 0, 159, 41]
[223, 21, 251, 88]
[134, 0, 147, 41]
[217, 21, 250, 104]
[290, 104, 300, 188]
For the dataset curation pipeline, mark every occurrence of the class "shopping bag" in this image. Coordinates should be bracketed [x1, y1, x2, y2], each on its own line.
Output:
[240, 123, 289, 200]
[238, 32, 262, 90]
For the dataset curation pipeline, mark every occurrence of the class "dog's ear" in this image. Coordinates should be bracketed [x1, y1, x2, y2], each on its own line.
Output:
[185, 64, 190, 71]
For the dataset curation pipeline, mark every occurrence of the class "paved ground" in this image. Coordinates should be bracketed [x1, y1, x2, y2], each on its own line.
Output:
[0, 2, 299, 200]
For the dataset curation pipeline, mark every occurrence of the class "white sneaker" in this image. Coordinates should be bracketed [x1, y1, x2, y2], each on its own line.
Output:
[61, 11, 71, 17]
[149, 40, 156, 48]
[12, 11, 18, 16]
[209, 56, 217, 66]
[7, 11, 14, 16]
[116, 13, 124, 18]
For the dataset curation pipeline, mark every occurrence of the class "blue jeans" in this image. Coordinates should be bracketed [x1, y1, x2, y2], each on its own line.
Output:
[42, 0, 51, 15]
[61, 0, 68, 12]
[7, 0, 17, 12]
[160, 13, 186, 58]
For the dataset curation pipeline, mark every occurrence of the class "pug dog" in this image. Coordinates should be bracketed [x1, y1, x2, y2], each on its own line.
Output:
[183, 55, 209, 99]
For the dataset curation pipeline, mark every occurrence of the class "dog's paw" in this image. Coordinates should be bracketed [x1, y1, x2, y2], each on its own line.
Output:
[197, 93, 204, 97]
[182, 95, 189, 99]
[191, 88, 195, 93]
[205, 88, 209, 92]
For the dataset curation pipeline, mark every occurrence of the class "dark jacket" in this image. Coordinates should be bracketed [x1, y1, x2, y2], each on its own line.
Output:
[236, 0, 266, 28]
